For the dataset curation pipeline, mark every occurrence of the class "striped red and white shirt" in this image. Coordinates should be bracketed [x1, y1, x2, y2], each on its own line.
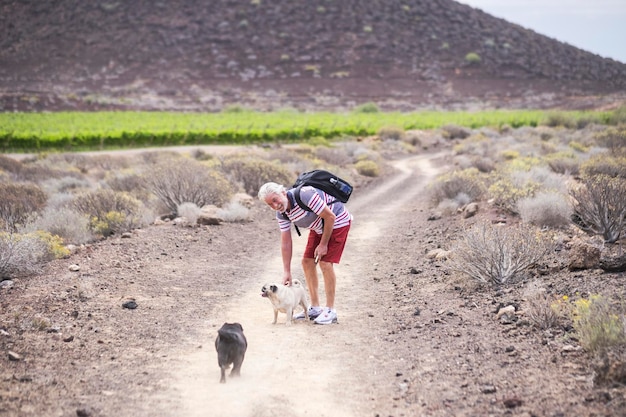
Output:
[276, 186, 352, 234]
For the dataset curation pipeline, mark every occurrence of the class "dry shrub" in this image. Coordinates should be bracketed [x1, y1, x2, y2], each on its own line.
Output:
[546, 154, 580, 176]
[581, 155, 626, 179]
[517, 192, 572, 229]
[570, 174, 626, 243]
[354, 159, 380, 177]
[487, 176, 540, 214]
[377, 126, 405, 141]
[220, 156, 293, 196]
[73, 188, 144, 236]
[525, 292, 561, 330]
[568, 293, 626, 386]
[429, 168, 486, 206]
[40, 176, 91, 194]
[0, 182, 47, 232]
[0, 232, 49, 278]
[471, 156, 495, 173]
[572, 295, 626, 355]
[594, 127, 626, 155]
[314, 147, 352, 166]
[144, 158, 234, 212]
[104, 173, 153, 203]
[0, 155, 24, 177]
[25, 207, 93, 245]
[451, 221, 552, 287]
[176, 202, 202, 224]
[544, 112, 579, 129]
[216, 201, 250, 222]
[441, 124, 471, 140]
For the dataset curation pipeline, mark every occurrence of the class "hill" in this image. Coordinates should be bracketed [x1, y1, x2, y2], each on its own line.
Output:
[1, 0, 625, 112]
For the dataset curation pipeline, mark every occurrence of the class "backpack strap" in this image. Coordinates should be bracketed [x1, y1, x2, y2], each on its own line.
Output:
[283, 191, 301, 236]
[293, 186, 338, 234]
[294, 185, 337, 212]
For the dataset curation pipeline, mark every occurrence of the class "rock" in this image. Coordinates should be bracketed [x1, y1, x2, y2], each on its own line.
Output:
[197, 215, 222, 226]
[232, 192, 254, 208]
[568, 239, 600, 270]
[462, 202, 479, 218]
[122, 300, 138, 309]
[0, 280, 14, 289]
[121, 232, 132, 238]
[8, 351, 21, 361]
[427, 212, 442, 221]
[503, 397, 522, 408]
[496, 305, 516, 318]
[561, 344, 581, 353]
[481, 385, 497, 394]
[69, 264, 81, 272]
[426, 248, 450, 260]
[76, 407, 94, 417]
[599, 253, 626, 272]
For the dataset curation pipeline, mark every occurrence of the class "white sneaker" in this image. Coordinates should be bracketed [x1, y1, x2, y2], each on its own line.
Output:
[313, 308, 338, 325]
[294, 306, 323, 320]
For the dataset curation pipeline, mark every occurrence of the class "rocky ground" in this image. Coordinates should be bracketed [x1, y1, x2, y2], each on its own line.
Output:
[1, 136, 625, 417]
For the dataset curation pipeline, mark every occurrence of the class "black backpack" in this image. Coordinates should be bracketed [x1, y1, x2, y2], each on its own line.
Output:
[284, 169, 353, 236]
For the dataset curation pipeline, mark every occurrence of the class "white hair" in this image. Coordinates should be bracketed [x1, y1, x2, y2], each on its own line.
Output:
[258, 182, 285, 201]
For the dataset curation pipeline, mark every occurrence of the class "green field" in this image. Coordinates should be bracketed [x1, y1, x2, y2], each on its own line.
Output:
[0, 109, 616, 152]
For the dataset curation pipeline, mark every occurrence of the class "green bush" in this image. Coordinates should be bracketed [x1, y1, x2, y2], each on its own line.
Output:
[608, 105, 626, 125]
[544, 112, 579, 128]
[464, 52, 481, 64]
[353, 102, 379, 113]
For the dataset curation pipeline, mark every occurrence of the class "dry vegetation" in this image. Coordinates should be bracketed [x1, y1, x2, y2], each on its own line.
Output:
[2, 122, 626, 415]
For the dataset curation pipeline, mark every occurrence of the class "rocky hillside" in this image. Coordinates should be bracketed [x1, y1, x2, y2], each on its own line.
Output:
[1, 0, 625, 112]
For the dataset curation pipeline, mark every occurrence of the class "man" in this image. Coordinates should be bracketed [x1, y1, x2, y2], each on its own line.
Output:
[258, 181, 352, 325]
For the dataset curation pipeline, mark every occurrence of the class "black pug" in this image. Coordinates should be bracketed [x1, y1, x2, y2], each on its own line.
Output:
[214, 322, 248, 383]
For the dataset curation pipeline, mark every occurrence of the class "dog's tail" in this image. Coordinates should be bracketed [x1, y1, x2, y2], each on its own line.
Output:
[292, 278, 302, 287]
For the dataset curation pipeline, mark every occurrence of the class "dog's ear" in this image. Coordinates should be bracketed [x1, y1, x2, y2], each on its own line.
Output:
[270, 284, 278, 293]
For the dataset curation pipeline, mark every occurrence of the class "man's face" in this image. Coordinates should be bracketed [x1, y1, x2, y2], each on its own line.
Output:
[264, 191, 288, 212]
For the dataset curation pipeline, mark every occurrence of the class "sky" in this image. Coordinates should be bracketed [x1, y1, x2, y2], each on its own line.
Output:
[456, 0, 626, 64]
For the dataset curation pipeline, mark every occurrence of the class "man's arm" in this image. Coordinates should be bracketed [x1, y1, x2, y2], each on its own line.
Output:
[280, 229, 293, 285]
[315, 205, 336, 260]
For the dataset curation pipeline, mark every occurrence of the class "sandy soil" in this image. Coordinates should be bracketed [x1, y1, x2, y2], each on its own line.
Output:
[1, 145, 625, 417]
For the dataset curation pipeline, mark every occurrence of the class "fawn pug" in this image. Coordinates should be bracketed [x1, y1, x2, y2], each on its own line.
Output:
[261, 279, 309, 325]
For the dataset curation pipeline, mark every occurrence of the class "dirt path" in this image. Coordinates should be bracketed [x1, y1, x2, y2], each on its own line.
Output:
[4, 145, 625, 417]
[169, 154, 443, 417]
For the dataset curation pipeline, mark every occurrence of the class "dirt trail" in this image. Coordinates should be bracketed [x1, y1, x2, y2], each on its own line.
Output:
[170, 154, 443, 417]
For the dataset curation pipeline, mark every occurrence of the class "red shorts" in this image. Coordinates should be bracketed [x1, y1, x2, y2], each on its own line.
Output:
[303, 222, 351, 264]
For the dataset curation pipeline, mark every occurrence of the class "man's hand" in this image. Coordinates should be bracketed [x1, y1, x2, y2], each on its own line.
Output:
[283, 274, 292, 286]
